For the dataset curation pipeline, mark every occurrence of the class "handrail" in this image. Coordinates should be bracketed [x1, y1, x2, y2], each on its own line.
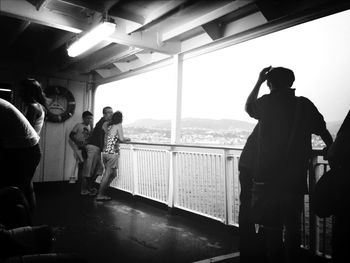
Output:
[120, 141, 244, 151]
[121, 141, 326, 153]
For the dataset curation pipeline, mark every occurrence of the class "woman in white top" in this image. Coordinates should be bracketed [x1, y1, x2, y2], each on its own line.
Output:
[19, 78, 47, 135]
[96, 111, 130, 201]
[0, 98, 41, 212]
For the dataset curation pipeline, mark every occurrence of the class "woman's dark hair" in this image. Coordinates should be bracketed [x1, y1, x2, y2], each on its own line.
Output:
[20, 78, 47, 108]
[109, 111, 123, 126]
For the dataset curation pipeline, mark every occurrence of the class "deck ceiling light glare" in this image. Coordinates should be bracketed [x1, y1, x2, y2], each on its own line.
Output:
[67, 22, 116, 57]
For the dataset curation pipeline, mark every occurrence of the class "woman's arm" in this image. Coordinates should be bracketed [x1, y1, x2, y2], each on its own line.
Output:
[25, 104, 41, 128]
[117, 124, 130, 142]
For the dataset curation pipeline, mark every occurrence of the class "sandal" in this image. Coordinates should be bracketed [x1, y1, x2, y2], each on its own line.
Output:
[95, 196, 112, 201]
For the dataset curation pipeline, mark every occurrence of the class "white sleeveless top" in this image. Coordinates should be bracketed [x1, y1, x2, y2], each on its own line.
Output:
[0, 98, 40, 148]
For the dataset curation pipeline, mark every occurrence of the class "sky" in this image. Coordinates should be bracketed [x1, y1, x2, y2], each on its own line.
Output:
[96, 9, 350, 125]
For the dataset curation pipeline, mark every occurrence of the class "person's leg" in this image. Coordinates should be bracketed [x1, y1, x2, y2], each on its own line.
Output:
[263, 226, 284, 263]
[86, 145, 102, 192]
[89, 152, 103, 192]
[239, 168, 261, 263]
[19, 145, 41, 213]
[96, 154, 118, 200]
[0, 187, 31, 228]
[0, 145, 40, 213]
[81, 145, 98, 194]
[281, 193, 303, 263]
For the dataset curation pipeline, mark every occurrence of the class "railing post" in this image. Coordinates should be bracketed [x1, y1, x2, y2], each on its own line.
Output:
[308, 155, 318, 255]
[132, 145, 138, 196]
[167, 146, 176, 208]
[224, 150, 234, 225]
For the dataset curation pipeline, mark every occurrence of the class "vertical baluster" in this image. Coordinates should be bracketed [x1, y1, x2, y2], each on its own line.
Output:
[163, 150, 167, 202]
[155, 151, 160, 201]
[196, 153, 201, 214]
[185, 153, 190, 210]
[197, 153, 203, 215]
[148, 150, 153, 198]
[192, 153, 198, 212]
[140, 150, 145, 196]
[157, 151, 161, 201]
[208, 154, 213, 217]
[322, 164, 327, 257]
[206, 154, 212, 217]
[201, 154, 207, 215]
[186, 153, 191, 210]
[150, 150, 155, 199]
[171, 150, 176, 206]
[178, 152, 183, 207]
[302, 195, 306, 248]
[308, 155, 318, 255]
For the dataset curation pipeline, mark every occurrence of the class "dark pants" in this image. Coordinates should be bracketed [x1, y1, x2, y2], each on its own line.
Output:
[238, 168, 268, 263]
[0, 144, 41, 212]
[262, 193, 304, 263]
[0, 187, 31, 228]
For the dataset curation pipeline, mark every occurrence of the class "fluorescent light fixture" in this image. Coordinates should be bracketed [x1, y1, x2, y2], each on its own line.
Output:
[67, 22, 116, 57]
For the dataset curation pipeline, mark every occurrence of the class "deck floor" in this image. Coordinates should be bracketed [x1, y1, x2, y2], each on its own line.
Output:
[32, 182, 239, 263]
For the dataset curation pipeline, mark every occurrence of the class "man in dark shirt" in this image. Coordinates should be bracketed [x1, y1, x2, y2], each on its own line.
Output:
[82, 106, 113, 195]
[245, 66, 333, 263]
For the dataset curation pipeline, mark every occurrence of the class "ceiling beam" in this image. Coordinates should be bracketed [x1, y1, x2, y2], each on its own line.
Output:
[47, 32, 76, 53]
[79, 46, 143, 73]
[110, 8, 145, 25]
[56, 0, 120, 13]
[25, 0, 50, 11]
[113, 59, 145, 73]
[201, 21, 223, 41]
[95, 68, 121, 78]
[135, 52, 171, 64]
[126, 0, 187, 34]
[1, 0, 180, 55]
[1, 0, 85, 33]
[161, 0, 253, 42]
[7, 20, 31, 46]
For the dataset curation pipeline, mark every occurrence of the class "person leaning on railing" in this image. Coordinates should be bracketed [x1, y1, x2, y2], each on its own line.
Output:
[82, 106, 113, 195]
[245, 66, 333, 263]
[95, 111, 130, 201]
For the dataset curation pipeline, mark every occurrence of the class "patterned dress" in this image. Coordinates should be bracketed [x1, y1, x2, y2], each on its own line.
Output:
[103, 125, 120, 154]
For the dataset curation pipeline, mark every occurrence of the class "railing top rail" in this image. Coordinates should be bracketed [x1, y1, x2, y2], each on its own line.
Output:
[121, 141, 325, 155]
[121, 141, 243, 151]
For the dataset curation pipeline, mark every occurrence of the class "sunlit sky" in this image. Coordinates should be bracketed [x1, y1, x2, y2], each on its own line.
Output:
[96, 9, 350, 125]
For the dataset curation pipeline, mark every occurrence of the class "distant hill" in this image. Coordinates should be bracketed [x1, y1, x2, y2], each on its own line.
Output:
[125, 118, 255, 131]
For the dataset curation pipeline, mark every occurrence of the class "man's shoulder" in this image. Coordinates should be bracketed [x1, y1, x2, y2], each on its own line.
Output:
[296, 96, 317, 108]
[95, 117, 105, 127]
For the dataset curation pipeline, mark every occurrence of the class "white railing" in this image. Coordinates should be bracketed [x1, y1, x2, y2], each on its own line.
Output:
[103, 142, 332, 258]
[105, 142, 241, 225]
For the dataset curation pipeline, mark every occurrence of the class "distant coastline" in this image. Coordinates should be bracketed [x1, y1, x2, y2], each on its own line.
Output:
[124, 118, 341, 147]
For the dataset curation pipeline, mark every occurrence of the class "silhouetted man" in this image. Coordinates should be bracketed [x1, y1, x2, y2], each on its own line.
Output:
[245, 66, 333, 263]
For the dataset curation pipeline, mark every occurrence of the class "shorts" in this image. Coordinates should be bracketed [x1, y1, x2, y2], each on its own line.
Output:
[102, 153, 119, 169]
[82, 144, 103, 178]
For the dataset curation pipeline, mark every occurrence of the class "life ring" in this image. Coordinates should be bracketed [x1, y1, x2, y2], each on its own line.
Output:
[45, 85, 76, 123]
